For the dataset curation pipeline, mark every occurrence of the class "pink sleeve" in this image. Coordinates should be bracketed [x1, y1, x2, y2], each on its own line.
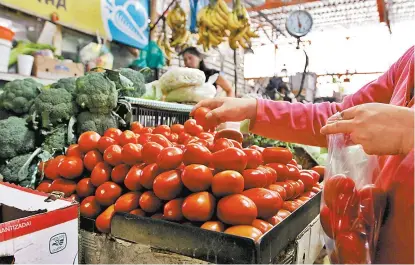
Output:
[250, 46, 414, 147]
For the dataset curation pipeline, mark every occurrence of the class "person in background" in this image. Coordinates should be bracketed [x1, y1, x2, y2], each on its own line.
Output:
[181, 47, 235, 97]
[192, 46, 414, 264]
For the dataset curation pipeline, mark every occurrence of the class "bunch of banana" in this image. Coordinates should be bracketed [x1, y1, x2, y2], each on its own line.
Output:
[228, 0, 259, 50]
[167, 3, 191, 48]
[157, 30, 175, 65]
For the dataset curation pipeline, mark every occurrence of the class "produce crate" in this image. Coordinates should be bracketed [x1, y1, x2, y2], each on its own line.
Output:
[125, 97, 193, 127]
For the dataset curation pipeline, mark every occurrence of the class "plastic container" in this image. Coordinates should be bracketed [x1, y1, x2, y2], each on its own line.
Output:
[0, 39, 12, 72]
[17, 54, 34, 76]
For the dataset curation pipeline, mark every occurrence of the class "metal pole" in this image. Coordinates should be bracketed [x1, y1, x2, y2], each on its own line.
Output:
[234, 50, 238, 97]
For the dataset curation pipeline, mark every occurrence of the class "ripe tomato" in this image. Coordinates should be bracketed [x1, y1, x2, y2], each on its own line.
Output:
[80, 196, 102, 218]
[252, 219, 273, 234]
[259, 166, 278, 185]
[163, 198, 184, 221]
[97, 136, 117, 153]
[297, 196, 310, 203]
[58, 156, 83, 179]
[104, 128, 122, 142]
[320, 205, 352, 239]
[66, 144, 84, 158]
[139, 191, 162, 213]
[201, 221, 225, 232]
[277, 209, 291, 219]
[124, 165, 143, 191]
[178, 132, 192, 144]
[335, 231, 368, 264]
[153, 170, 183, 200]
[217, 194, 257, 225]
[275, 182, 295, 200]
[242, 149, 263, 169]
[76, 178, 95, 198]
[137, 133, 153, 146]
[287, 180, 303, 198]
[95, 205, 115, 233]
[212, 138, 234, 152]
[214, 129, 243, 143]
[282, 201, 301, 212]
[130, 122, 143, 134]
[50, 178, 76, 197]
[181, 164, 213, 192]
[243, 169, 268, 189]
[267, 215, 283, 226]
[266, 163, 289, 181]
[183, 143, 212, 166]
[140, 127, 153, 134]
[358, 184, 387, 224]
[311, 166, 325, 180]
[142, 142, 164, 164]
[118, 130, 138, 146]
[296, 180, 306, 195]
[139, 163, 160, 189]
[36, 180, 52, 193]
[211, 147, 247, 172]
[129, 208, 146, 217]
[121, 143, 143, 165]
[182, 192, 216, 222]
[78, 131, 101, 153]
[153, 125, 171, 137]
[224, 225, 263, 241]
[91, 162, 111, 187]
[250, 145, 264, 153]
[114, 191, 142, 213]
[103, 145, 123, 166]
[198, 132, 214, 141]
[111, 164, 130, 184]
[212, 170, 244, 197]
[324, 175, 358, 215]
[266, 184, 287, 201]
[171, 124, 185, 135]
[95, 181, 122, 206]
[229, 140, 242, 149]
[262, 147, 293, 164]
[288, 159, 298, 166]
[156, 147, 183, 170]
[286, 164, 301, 181]
[151, 134, 173, 148]
[84, 150, 103, 171]
[187, 138, 212, 149]
[302, 191, 317, 198]
[44, 155, 65, 180]
[184, 119, 203, 136]
[242, 188, 283, 219]
[167, 133, 179, 143]
[311, 186, 321, 194]
[304, 170, 320, 183]
[193, 107, 210, 129]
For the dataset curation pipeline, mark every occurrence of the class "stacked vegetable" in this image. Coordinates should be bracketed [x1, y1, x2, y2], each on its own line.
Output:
[35, 107, 324, 241]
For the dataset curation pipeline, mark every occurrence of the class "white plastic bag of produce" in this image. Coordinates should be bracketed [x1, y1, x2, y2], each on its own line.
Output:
[141, 81, 163, 101]
[165, 82, 216, 103]
[159, 67, 206, 94]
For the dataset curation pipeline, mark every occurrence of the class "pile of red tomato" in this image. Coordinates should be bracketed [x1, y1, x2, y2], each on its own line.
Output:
[36, 107, 324, 242]
[320, 174, 386, 264]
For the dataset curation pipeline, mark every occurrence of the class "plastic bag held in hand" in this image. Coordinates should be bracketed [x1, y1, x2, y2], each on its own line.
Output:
[320, 134, 387, 264]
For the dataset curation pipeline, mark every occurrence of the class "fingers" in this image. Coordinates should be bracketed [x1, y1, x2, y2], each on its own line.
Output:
[205, 107, 227, 128]
[190, 98, 226, 116]
[340, 106, 359, 120]
[320, 120, 355, 135]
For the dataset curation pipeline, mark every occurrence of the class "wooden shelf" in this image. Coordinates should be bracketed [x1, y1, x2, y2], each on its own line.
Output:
[0, 72, 56, 85]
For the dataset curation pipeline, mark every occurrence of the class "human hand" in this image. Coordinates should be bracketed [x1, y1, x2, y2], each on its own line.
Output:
[191, 98, 257, 128]
[320, 103, 414, 155]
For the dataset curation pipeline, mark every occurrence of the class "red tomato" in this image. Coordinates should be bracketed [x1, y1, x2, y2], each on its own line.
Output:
[44, 155, 65, 180]
[84, 150, 103, 171]
[130, 122, 143, 134]
[171, 124, 185, 135]
[211, 147, 247, 172]
[137, 133, 153, 146]
[217, 194, 257, 225]
[277, 209, 291, 219]
[311, 166, 325, 181]
[114, 191, 142, 213]
[139, 191, 162, 213]
[243, 169, 268, 189]
[103, 145, 123, 166]
[156, 147, 183, 170]
[36, 180, 52, 193]
[335, 232, 369, 264]
[76, 178, 95, 198]
[50, 178, 76, 197]
[95, 181, 122, 206]
[181, 164, 213, 192]
[252, 219, 273, 234]
[66, 144, 84, 158]
[282, 201, 302, 212]
[142, 142, 164, 164]
[297, 196, 310, 202]
[91, 162, 111, 187]
[140, 127, 153, 134]
[167, 133, 179, 143]
[153, 125, 171, 137]
[324, 174, 358, 215]
[163, 198, 184, 221]
[229, 140, 242, 149]
[214, 129, 243, 143]
[110, 164, 130, 184]
[121, 143, 143, 165]
[287, 180, 303, 198]
[286, 164, 301, 181]
[178, 132, 192, 144]
[267, 215, 283, 226]
[58, 156, 83, 179]
[198, 132, 214, 141]
[259, 166, 278, 185]
[288, 159, 298, 166]
[80, 196, 102, 218]
[129, 209, 146, 217]
[262, 147, 293, 164]
[95, 205, 115, 233]
[302, 191, 317, 198]
[266, 163, 289, 181]
[275, 182, 295, 200]
[78, 131, 101, 153]
[119, 130, 138, 146]
[193, 107, 211, 129]
[201, 221, 225, 232]
[242, 149, 263, 169]
[151, 134, 173, 148]
[182, 192, 216, 222]
[212, 170, 244, 197]
[242, 188, 283, 219]
[250, 145, 264, 153]
[212, 138, 234, 152]
[183, 143, 212, 166]
[304, 170, 320, 183]
[139, 163, 161, 189]
[97, 136, 117, 153]
[358, 184, 387, 224]
[266, 184, 287, 201]
[187, 138, 212, 149]
[124, 165, 143, 191]
[224, 225, 263, 241]
[153, 170, 183, 200]
[296, 180, 306, 195]
[320, 205, 352, 239]
[104, 128, 122, 142]
[184, 119, 203, 136]
[311, 186, 321, 194]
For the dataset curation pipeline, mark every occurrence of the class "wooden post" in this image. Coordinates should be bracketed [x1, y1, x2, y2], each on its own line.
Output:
[150, 0, 158, 40]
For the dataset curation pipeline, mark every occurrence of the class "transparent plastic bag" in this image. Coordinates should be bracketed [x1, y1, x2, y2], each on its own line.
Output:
[321, 133, 387, 264]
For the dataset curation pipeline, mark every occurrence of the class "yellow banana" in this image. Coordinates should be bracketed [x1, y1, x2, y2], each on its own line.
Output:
[232, 26, 248, 42]
[218, 0, 230, 15]
[229, 38, 238, 50]
[247, 29, 259, 38]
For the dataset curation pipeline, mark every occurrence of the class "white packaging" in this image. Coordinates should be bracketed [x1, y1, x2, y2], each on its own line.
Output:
[0, 39, 12, 73]
[17, 55, 34, 76]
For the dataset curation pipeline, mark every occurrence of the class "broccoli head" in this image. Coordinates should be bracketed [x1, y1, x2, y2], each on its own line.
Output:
[77, 111, 119, 136]
[42, 125, 67, 154]
[0, 153, 32, 183]
[0, 79, 42, 114]
[0, 117, 36, 159]
[50, 77, 77, 96]
[75, 72, 118, 114]
[32, 87, 78, 129]
[117, 68, 146, 98]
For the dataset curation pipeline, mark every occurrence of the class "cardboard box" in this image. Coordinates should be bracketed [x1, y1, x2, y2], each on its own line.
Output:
[0, 183, 79, 264]
[33, 56, 84, 80]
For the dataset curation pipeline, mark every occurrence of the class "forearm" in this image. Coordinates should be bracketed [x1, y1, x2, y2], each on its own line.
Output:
[400, 108, 414, 155]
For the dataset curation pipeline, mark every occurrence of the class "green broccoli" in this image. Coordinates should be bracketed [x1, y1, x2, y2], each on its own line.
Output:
[117, 68, 146, 98]
[31, 87, 78, 129]
[0, 79, 42, 114]
[0, 117, 36, 159]
[75, 72, 118, 114]
[76, 111, 119, 136]
[0, 148, 41, 184]
[42, 125, 67, 154]
[50, 77, 77, 96]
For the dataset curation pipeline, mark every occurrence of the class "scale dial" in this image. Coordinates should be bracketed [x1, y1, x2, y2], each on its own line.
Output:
[285, 10, 313, 38]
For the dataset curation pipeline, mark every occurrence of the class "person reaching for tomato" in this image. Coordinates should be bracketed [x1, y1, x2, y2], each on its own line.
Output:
[192, 46, 414, 264]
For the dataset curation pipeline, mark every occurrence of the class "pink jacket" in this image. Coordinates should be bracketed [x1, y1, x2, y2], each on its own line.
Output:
[252, 46, 414, 264]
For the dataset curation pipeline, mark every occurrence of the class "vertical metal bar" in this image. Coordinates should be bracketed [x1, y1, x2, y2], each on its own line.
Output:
[234, 49, 238, 97]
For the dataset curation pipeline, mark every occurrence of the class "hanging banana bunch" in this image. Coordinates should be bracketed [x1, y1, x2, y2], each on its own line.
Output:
[157, 19, 175, 66]
[228, 0, 259, 50]
[166, 3, 191, 48]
